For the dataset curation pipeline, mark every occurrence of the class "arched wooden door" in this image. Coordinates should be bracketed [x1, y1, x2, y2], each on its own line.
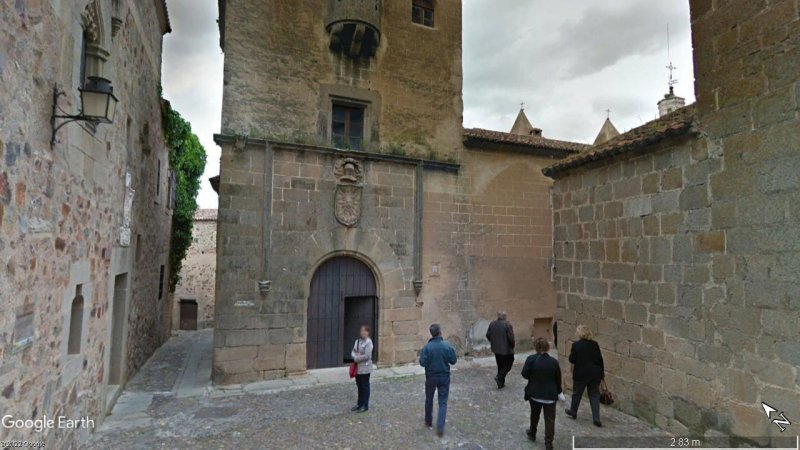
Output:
[307, 256, 378, 369]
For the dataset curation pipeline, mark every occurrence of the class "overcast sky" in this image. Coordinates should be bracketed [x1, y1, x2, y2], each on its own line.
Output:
[162, 0, 695, 210]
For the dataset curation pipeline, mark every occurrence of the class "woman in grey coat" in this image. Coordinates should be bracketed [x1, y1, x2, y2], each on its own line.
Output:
[351, 325, 374, 413]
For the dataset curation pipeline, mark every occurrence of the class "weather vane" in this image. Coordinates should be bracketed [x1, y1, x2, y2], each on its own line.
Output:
[520, 101, 525, 111]
[606, 109, 611, 119]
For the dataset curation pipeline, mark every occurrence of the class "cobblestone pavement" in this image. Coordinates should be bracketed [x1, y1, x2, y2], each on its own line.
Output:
[86, 331, 667, 450]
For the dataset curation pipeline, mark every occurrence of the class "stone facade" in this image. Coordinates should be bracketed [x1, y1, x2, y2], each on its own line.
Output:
[173, 210, 217, 330]
[544, 0, 800, 445]
[0, 0, 172, 447]
[211, 0, 584, 383]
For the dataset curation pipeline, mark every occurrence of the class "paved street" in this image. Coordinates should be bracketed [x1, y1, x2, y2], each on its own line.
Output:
[86, 331, 666, 450]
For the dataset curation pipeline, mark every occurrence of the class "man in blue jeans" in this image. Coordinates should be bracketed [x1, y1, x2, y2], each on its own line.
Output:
[419, 323, 457, 437]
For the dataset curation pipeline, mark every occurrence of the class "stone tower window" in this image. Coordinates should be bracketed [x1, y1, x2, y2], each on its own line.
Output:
[412, 0, 434, 27]
[332, 104, 365, 150]
[68, 285, 84, 355]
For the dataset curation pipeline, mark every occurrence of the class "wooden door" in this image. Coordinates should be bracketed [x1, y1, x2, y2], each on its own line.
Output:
[179, 300, 198, 331]
[307, 257, 377, 369]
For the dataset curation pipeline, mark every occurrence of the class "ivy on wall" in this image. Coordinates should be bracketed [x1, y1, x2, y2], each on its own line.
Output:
[161, 99, 207, 292]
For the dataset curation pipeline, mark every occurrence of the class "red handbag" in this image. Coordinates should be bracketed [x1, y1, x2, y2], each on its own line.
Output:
[349, 362, 358, 378]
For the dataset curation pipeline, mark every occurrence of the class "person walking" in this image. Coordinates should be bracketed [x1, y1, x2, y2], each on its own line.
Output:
[486, 311, 515, 389]
[565, 324, 604, 427]
[521, 337, 563, 450]
[350, 325, 373, 413]
[419, 324, 457, 437]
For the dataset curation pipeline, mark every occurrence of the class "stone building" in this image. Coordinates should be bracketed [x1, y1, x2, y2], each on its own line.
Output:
[0, 0, 172, 447]
[543, 1, 800, 445]
[211, 0, 588, 383]
[173, 209, 217, 330]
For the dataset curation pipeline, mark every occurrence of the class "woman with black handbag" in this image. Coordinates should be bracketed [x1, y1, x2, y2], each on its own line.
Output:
[350, 325, 374, 413]
[565, 324, 605, 427]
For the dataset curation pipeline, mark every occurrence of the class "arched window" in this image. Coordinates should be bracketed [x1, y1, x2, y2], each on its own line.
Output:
[68, 285, 84, 355]
[412, 0, 434, 27]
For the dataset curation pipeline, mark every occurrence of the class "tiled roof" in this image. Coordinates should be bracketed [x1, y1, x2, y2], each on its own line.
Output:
[542, 105, 697, 178]
[194, 209, 218, 221]
[463, 128, 589, 154]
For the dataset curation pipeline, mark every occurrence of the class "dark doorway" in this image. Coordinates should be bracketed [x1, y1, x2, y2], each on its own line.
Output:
[179, 300, 198, 331]
[307, 256, 378, 370]
[342, 296, 377, 363]
[109, 273, 128, 385]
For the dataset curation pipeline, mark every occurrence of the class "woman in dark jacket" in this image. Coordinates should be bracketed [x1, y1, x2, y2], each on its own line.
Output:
[565, 325, 604, 427]
[521, 337, 562, 450]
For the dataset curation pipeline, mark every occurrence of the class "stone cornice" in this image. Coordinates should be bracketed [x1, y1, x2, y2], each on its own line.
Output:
[213, 134, 461, 173]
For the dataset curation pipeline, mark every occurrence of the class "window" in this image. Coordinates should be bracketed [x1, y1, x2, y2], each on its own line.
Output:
[412, 0, 434, 27]
[332, 104, 365, 150]
[167, 169, 177, 210]
[68, 285, 84, 355]
[158, 265, 165, 300]
[155, 159, 161, 203]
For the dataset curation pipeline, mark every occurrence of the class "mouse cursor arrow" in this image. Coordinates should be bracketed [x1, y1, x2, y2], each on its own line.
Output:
[762, 402, 778, 418]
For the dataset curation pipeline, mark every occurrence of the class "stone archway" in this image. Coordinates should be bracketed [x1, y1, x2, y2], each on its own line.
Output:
[306, 256, 378, 369]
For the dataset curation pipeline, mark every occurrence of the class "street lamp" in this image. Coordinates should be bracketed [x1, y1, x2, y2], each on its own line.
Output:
[51, 76, 119, 147]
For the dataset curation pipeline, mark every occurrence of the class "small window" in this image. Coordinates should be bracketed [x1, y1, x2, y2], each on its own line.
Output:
[412, 0, 434, 27]
[167, 169, 177, 210]
[68, 285, 84, 355]
[158, 265, 165, 300]
[155, 159, 162, 203]
[332, 104, 365, 150]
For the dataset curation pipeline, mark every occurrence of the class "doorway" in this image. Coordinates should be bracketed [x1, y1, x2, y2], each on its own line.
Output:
[533, 317, 553, 342]
[307, 256, 378, 369]
[179, 299, 198, 330]
[109, 273, 128, 385]
[342, 296, 377, 363]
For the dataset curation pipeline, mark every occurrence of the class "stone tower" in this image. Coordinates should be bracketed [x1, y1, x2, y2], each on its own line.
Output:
[593, 117, 620, 145]
[658, 86, 687, 117]
[212, 0, 583, 384]
[218, 0, 463, 158]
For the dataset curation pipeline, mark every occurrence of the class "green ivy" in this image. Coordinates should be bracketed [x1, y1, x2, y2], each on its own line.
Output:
[162, 101, 207, 292]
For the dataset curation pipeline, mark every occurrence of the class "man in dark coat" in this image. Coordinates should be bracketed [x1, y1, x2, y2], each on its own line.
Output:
[486, 311, 515, 388]
[522, 337, 562, 450]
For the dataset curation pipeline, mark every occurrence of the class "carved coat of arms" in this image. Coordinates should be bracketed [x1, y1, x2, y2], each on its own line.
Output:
[334, 158, 364, 227]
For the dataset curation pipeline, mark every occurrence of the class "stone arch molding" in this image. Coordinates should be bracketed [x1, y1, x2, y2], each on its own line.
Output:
[81, 0, 112, 79]
[304, 229, 411, 301]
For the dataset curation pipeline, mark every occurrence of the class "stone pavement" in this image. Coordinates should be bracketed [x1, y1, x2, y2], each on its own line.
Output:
[86, 330, 667, 450]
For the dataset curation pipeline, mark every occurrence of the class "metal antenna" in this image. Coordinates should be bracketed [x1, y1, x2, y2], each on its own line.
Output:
[666, 24, 678, 92]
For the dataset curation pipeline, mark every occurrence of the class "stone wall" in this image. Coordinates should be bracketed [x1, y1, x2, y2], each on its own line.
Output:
[0, 1, 171, 447]
[547, 0, 800, 444]
[219, 0, 463, 159]
[213, 136, 563, 383]
[422, 148, 561, 353]
[173, 211, 217, 330]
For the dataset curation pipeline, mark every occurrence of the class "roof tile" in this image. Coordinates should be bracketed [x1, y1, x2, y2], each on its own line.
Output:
[542, 105, 697, 178]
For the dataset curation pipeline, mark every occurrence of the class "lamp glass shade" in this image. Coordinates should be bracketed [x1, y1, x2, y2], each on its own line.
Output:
[80, 77, 119, 123]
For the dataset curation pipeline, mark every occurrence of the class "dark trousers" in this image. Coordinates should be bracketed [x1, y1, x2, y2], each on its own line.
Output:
[530, 400, 556, 449]
[570, 378, 601, 421]
[424, 375, 450, 432]
[355, 374, 371, 409]
[494, 354, 514, 385]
